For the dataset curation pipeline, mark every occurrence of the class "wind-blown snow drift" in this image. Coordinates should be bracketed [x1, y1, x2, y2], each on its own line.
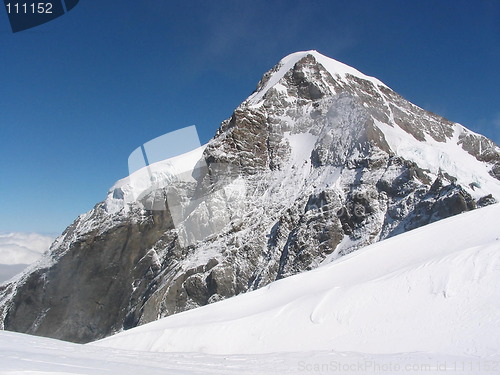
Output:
[95, 203, 500, 356]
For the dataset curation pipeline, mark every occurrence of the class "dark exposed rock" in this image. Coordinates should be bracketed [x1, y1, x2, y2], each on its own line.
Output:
[3, 207, 173, 342]
[477, 194, 497, 207]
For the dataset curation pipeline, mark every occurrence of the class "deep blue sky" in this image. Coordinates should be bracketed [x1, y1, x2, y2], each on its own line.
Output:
[1, 0, 499, 235]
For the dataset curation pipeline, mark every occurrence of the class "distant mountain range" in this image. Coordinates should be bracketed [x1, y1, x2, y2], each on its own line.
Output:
[0, 233, 53, 283]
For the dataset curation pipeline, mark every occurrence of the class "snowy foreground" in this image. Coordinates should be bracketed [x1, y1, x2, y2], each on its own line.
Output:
[2, 331, 498, 374]
[2, 204, 500, 374]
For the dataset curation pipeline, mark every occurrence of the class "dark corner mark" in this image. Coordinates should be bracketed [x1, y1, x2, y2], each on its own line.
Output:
[3, 0, 80, 33]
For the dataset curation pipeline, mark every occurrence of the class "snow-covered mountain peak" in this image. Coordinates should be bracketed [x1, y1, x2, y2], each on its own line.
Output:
[247, 50, 386, 105]
[1, 51, 499, 344]
[215, 51, 500, 202]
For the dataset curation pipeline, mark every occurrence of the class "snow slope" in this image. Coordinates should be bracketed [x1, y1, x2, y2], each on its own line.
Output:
[1, 330, 498, 375]
[105, 145, 207, 214]
[95, 203, 500, 357]
[2, 205, 499, 375]
[375, 119, 500, 201]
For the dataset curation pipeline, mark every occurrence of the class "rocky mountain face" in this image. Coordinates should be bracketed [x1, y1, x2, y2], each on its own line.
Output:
[1, 51, 499, 343]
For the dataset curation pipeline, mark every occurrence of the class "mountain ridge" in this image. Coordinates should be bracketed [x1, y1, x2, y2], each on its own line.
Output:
[1, 51, 499, 343]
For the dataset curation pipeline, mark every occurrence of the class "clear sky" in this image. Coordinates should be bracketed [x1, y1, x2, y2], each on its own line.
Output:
[1, 0, 499, 235]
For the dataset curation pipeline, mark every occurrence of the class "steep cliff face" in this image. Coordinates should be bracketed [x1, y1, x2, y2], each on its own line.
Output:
[1, 51, 499, 343]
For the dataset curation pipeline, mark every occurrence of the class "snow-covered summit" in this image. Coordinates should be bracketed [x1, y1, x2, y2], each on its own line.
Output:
[247, 50, 386, 104]
[222, 50, 500, 201]
[110, 50, 500, 217]
[1, 51, 499, 344]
